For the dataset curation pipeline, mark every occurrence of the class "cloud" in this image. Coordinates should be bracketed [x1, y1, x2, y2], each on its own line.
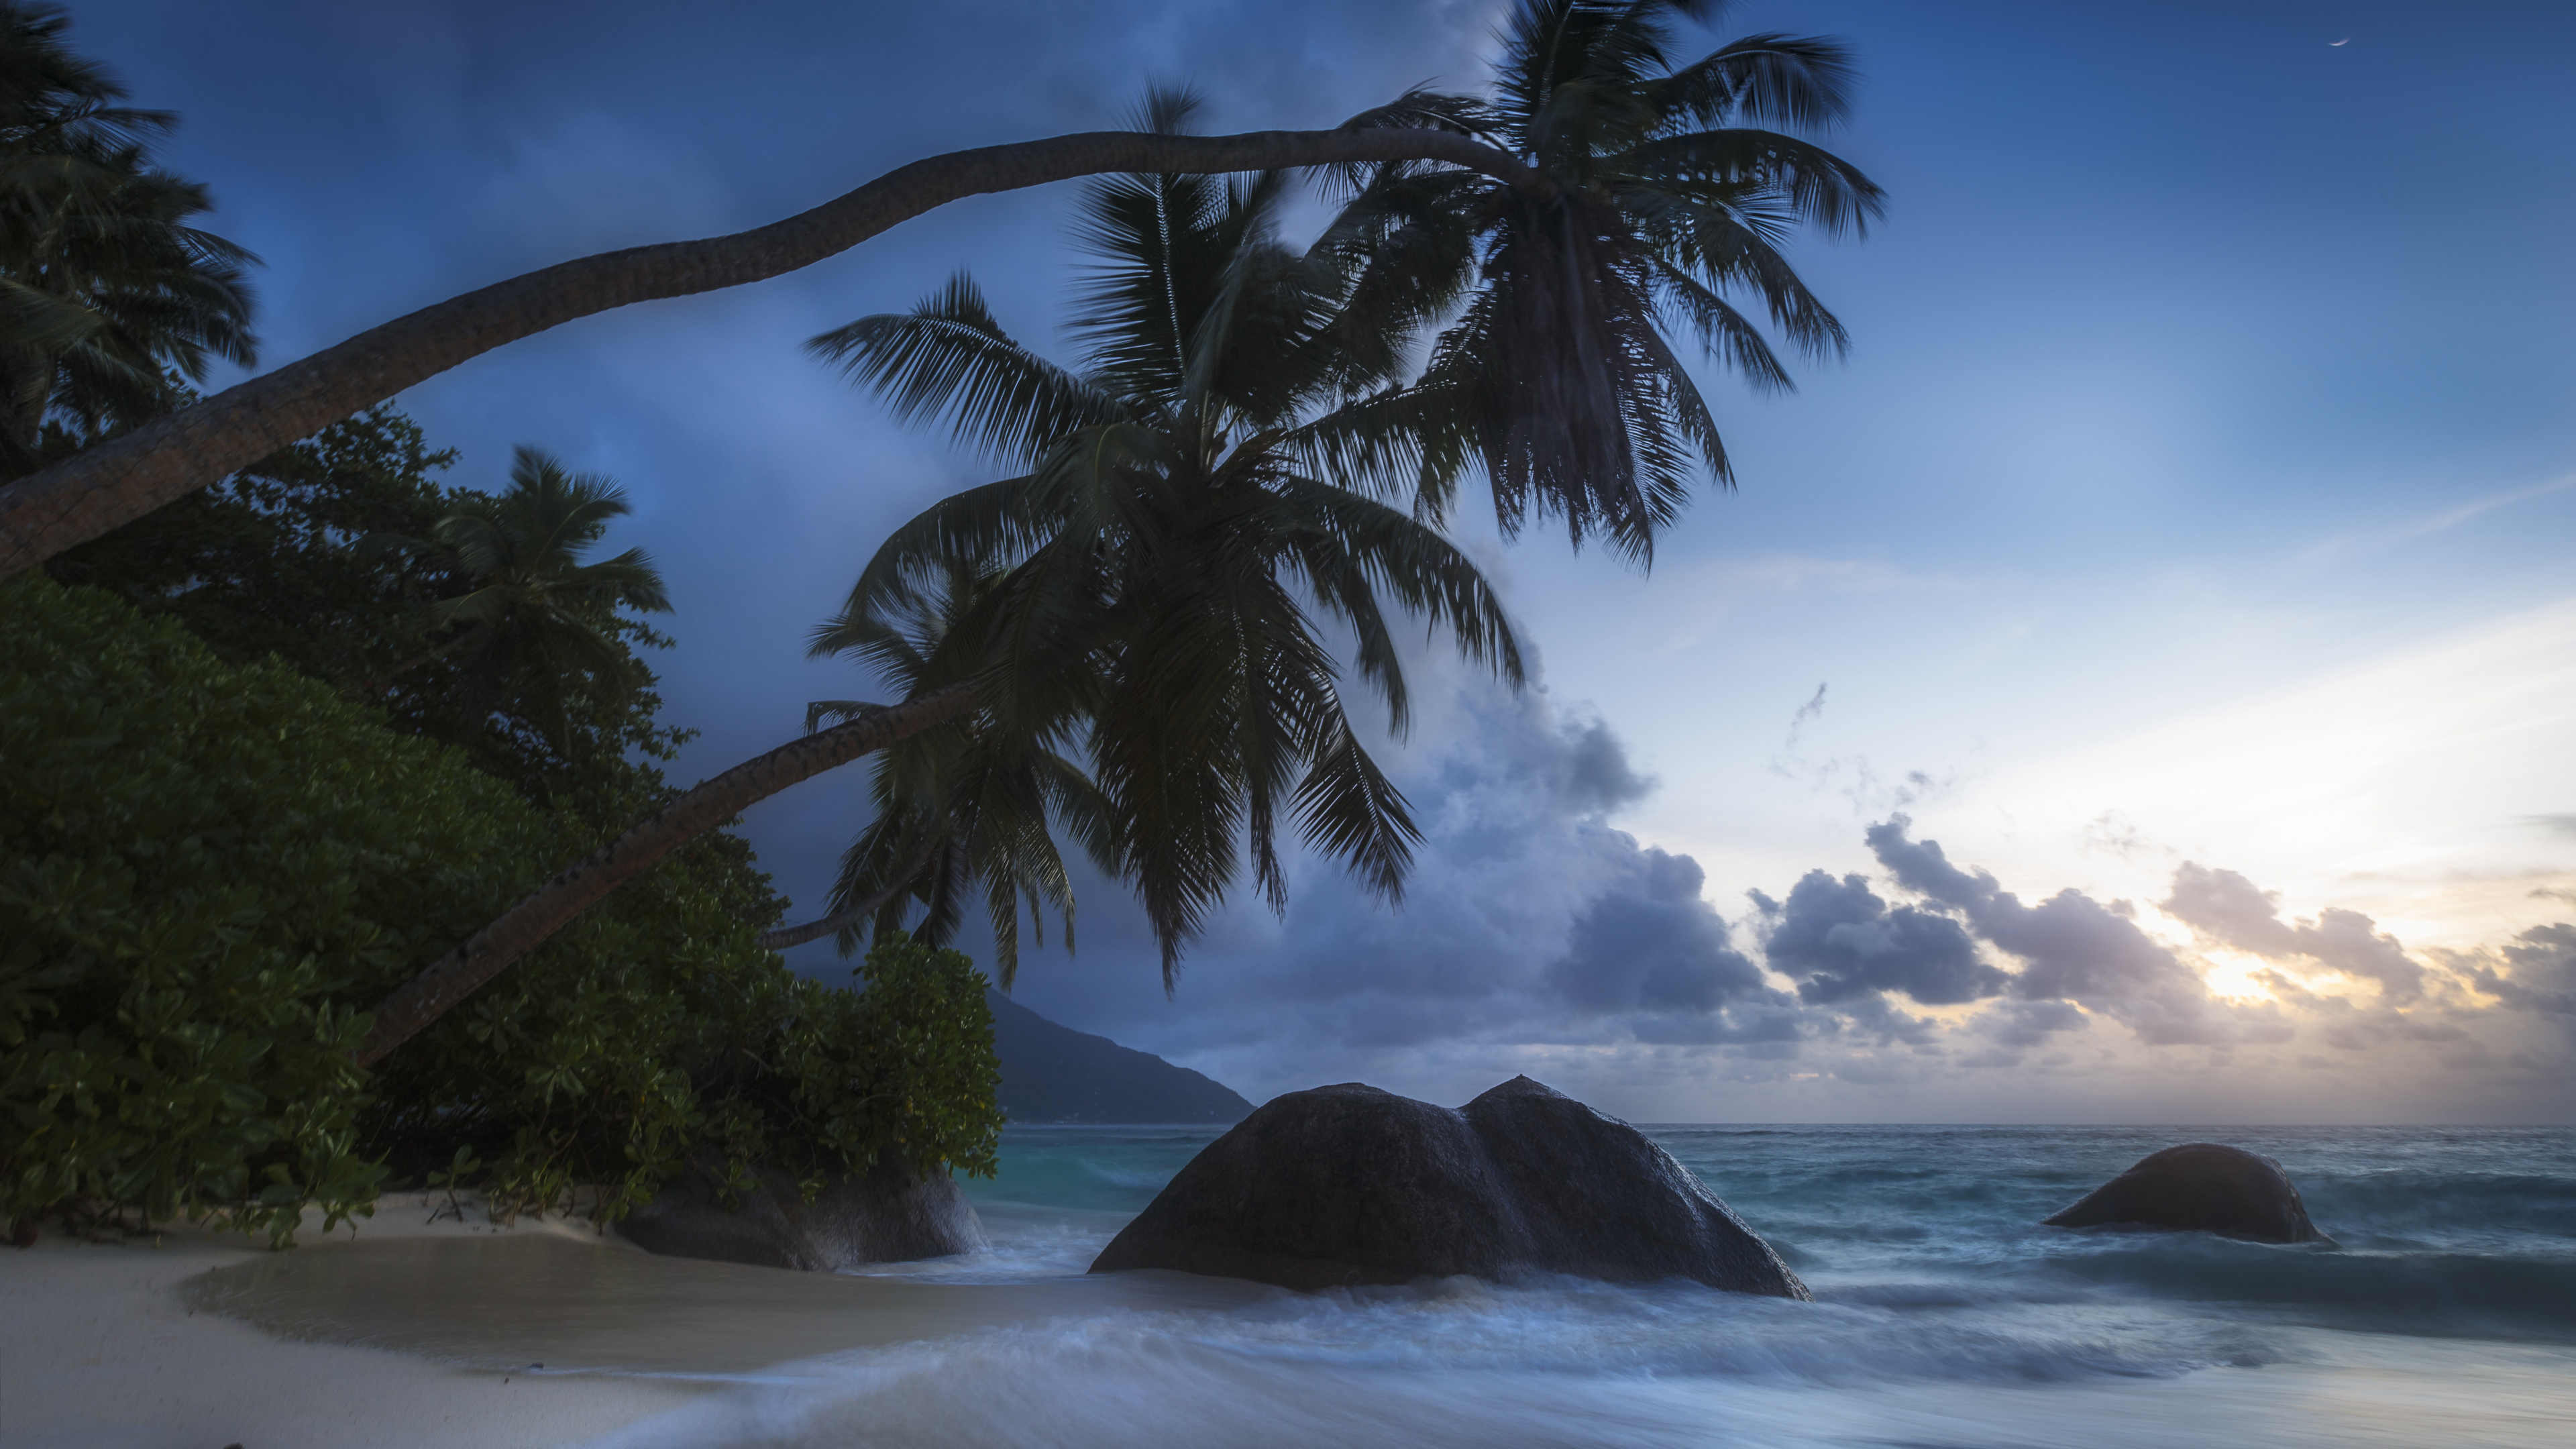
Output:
[1864, 815, 2228, 1041]
[2301, 472, 2576, 562]
[999, 684, 1831, 1102]
[1974, 999, 2090, 1050]
[1752, 869, 2004, 1006]
[985, 678, 2559, 1118]
[1557, 718, 1657, 814]
[2471, 922, 2576, 1026]
[2163, 862, 2427, 1000]
[1548, 849, 1768, 1015]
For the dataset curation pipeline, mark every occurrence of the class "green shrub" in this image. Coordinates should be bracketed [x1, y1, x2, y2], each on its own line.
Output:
[0, 576, 1000, 1245]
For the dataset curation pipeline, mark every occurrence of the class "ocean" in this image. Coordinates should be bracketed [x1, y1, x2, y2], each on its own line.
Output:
[200, 1123, 2576, 1448]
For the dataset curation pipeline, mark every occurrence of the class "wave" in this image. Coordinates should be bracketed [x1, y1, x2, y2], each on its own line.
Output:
[2298, 1171, 2576, 1248]
[2034, 1238, 2576, 1336]
[1080, 1161, 1179, 1191]
[587, 1268, 2576, 1449]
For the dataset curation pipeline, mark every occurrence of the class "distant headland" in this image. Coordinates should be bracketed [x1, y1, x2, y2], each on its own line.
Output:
[987, 990, 1254, 1125]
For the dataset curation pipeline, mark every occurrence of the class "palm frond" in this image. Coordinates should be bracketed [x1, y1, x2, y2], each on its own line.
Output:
[1648, 31, 1865, 135]
[808, 273, 1128, 467]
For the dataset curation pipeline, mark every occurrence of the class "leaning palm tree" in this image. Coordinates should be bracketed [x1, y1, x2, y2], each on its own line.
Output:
[0, 116, 1537, 576]
[760, 553, 1113, 991]
[805, 92, 1525, 983]
[0, 4, 1877, 576]
[353, 103, 1527, 1062]
[345, 23, 1884, 1057]
[1331, 0, 1882, 559]
[366, 445, 671, 746]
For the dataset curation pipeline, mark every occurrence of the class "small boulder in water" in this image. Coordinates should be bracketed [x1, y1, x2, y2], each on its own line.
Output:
[1088, 1076, 1808, 1297]
[2043, 1142, 2332, 1244]
[619, 1157, 986, 1271]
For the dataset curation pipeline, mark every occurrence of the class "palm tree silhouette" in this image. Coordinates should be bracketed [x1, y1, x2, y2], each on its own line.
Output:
[1334, 0, 1883, 561]
[796, 95, 1524, 983]
[356, 100, 1523, 1060]
[368, 446, 671, 751]
[761, 556, 1107, 983]
[0, 0, 256, 474]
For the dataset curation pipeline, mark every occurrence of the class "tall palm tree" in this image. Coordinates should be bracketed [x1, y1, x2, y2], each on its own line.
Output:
[804, 94, 1525, 982]
[354, 103, 1526, 1062]
[0, 1, 257, 474]
[1332, 0, 1882, 560]
[760, 554, 1112, 990]
[368, 446, 671, 747]
[345, 17, 1886, 1057]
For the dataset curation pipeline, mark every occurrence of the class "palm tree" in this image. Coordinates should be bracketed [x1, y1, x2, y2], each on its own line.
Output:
[804, 92, 1525, 983]
[1332, 0, 1882, 560]
[0, 0, 258, 475]
[344, 12, 1888, 1057]
[353, 103, 1525, 1062]
[0, 123, 1535, 578]
[758, 554, 1111, 990]
[367, 446, 671, 748]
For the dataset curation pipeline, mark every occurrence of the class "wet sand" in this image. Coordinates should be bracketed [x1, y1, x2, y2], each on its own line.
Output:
[0, 1196, 698, 1449]
[183, 1229, 1278, 1376]
[0, 1191, 1278, 1448]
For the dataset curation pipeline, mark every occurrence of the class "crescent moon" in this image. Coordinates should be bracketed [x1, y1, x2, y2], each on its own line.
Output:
[2330, 37, 2351, 46]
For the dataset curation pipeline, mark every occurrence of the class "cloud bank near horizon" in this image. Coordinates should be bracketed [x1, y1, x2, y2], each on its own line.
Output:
[996, 691, 2576, 1124]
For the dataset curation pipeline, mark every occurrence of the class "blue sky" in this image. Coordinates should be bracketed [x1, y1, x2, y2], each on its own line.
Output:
[82, 0, 2576, 1120]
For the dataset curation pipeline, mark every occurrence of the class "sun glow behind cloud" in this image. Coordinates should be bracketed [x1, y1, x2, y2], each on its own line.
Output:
[1969, 595, 2576, 949]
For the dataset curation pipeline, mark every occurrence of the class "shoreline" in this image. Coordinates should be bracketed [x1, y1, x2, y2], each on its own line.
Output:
[0, 1193, 708, 1449]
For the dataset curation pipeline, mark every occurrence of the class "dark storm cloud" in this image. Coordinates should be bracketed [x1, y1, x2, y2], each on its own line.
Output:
[1548, 848, 1768, 1014]
[983, 678, 1851, 1104]
[1752, 868, 2004, 1006]
[2163, 863, 2426, 1001]
[1560, 718, 1657, 814]
[1865, 815, 2230, 1042]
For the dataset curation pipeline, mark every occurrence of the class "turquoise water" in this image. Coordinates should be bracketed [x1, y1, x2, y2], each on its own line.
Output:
[586, 1122, 2575, 1448]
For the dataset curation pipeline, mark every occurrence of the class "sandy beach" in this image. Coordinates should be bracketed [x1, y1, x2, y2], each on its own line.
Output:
[0, 1195, 708, 1449]
[0, 1187, 1267, 1449]
[9, 1128, 2575, 1449]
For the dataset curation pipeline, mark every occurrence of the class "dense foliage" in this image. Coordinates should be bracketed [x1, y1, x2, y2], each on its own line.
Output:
[0, 576, 1000, 1244]
[44, 405, 700, 830]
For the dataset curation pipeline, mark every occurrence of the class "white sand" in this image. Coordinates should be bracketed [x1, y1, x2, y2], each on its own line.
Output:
[0, 1194, 708, 1449]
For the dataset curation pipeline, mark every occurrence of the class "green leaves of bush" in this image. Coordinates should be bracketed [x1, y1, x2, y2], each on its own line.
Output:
[1, 575, 1000, 1245]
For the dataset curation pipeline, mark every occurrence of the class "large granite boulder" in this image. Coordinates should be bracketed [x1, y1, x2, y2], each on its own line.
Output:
[1089, 1076, 1807, 1298]
[2043, 1142, 2333, 1244]
[618, 1157, 986, 1271]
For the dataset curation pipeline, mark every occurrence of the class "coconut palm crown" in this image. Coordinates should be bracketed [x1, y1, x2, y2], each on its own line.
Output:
[0, 1, 256, 471]
[806, 93, 1525, 985]
[1331, 0, 1884, 562]
[784, 555, 1114, 986]
[368, 446, 672, 749]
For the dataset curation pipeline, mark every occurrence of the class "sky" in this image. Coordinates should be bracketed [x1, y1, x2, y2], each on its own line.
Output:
[78, 0, 2576, 1122]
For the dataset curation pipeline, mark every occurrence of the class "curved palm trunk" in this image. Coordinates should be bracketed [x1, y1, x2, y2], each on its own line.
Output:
[752, 835, 940, 952]
[0, 129, 1530, 579]
[352, 682, 978, 1065]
